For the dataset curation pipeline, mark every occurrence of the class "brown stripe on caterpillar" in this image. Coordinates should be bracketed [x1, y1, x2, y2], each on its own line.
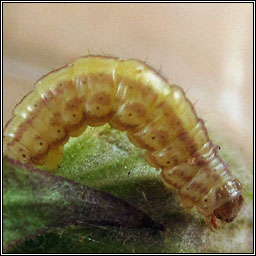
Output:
[3, 55, 243, 228]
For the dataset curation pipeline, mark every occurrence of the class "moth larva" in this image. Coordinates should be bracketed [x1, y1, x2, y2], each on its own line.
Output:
[3, 55, 243, 228]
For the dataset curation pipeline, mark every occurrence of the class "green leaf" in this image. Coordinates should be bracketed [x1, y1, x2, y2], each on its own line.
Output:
[3, 157, 163, 253]
[4, 125, 253, 253]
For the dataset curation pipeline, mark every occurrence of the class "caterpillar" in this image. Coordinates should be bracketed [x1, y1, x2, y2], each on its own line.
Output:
[3, 55, 243, 228]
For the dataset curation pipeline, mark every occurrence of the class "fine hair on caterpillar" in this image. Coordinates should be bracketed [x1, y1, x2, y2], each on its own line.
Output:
[3, 54, 243, 228]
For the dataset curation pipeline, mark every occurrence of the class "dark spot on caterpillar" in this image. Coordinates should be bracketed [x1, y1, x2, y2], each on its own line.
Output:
[179, 132, 187, 141]
[55, 112, 61, 118]
[189, 145, 196, 153]
[40, 142, 43, 146]
[151, 136, 155, 140]
[128, 113, 132, 117]
[200, 187, 208, 194]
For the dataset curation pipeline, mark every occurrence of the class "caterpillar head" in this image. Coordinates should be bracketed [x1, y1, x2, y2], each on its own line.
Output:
[213, 194, 244, 222]
[213, 178, 243, 222]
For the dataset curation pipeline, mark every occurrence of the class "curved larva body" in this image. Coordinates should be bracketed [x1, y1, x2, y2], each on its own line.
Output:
[3, 55, 243, 224]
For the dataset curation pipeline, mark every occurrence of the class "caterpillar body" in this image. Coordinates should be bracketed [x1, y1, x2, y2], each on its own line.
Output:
[3, 55, 243, 226]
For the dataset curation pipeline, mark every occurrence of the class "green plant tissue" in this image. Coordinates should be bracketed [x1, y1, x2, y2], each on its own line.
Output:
[3, 125, 253, 253]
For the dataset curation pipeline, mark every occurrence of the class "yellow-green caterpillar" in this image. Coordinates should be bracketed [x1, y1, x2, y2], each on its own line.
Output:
[3, 55, 243, 228]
